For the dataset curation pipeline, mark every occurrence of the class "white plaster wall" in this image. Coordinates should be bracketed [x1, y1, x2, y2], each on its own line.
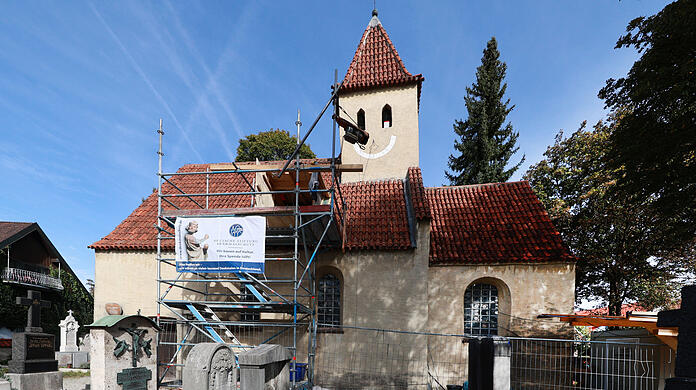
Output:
[93, 222, 576, 388]
[94, 250, 180, 318]
[339, 84, 420, 182]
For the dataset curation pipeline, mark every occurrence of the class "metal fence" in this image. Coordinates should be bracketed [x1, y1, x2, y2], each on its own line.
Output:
[509, 337, 675, 390]
[312, 324, 675, 390]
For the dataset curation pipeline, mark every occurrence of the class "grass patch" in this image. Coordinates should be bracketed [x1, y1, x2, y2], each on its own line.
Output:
[62, 370, 90, 378]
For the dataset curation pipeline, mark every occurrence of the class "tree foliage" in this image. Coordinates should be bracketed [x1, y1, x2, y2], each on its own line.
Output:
[235, 129, 316, 162]
[524, 116, 694, 315]
[0, 265, 94, 340]
[599, 0, 696, 248]
[447, 37, 524, 185]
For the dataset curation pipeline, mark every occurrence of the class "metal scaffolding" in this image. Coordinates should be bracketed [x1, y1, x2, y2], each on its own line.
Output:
[154, 77, 350, 388]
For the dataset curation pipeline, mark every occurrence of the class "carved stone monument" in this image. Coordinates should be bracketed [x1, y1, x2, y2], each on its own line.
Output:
[56, 310, 90, 368]
[182, 343, 236, 390]
[657, 285, 696, 390]
[5, 289, 62, 390]
[86, 314, 159, 390]
[238, 344, 292, 390]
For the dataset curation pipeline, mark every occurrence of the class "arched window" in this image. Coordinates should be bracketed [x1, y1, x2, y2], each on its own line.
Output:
[357, 109, 366, 130]
[382, 104, 392, 128]
[464, 283, 498, 335]
[318, 273, 341, 326]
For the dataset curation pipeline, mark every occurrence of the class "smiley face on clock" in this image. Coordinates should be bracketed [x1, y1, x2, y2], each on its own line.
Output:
[354, 134, 397, 159]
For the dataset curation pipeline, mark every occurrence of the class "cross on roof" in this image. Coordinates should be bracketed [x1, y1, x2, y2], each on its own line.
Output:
[16, 289, 51, 333]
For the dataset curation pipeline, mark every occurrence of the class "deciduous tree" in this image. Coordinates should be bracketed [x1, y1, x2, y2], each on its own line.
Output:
[524, 116, 693, 315]
[599, 0, 696, 248]
[236, 129, 316, 162]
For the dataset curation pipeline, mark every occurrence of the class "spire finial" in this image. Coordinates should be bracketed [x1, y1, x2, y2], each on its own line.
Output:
[372, 8, 378, 17]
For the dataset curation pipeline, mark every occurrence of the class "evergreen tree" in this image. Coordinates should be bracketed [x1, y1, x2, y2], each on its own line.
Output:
[447, 37, 524, 185]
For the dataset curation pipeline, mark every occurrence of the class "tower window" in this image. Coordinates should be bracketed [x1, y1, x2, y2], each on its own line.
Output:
[382, 104, 392, 128]
[357, 109, 366, 130]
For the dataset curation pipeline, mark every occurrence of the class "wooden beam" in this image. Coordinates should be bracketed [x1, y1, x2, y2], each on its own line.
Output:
[162, 205, 330, 217]
[654, 334, 678, 351]
[209, 163, 363, 173]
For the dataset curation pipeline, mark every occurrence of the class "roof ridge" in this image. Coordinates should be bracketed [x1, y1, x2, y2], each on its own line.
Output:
[426, 181, 530, 190]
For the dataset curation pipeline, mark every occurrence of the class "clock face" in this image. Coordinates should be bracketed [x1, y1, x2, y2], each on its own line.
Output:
[354, 134, 397, 159]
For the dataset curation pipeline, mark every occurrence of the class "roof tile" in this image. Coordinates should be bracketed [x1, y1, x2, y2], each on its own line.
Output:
[340, 14, 423, 94]
[426, 182, 575, 265]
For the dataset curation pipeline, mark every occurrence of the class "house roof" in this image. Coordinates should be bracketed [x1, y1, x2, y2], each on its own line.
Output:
[0, 222, 34, 248]
[340, 10, 424, 95]
[426, 182, 576, 265]
[90, 164, 573, 265]
[0, 221, 88, 293]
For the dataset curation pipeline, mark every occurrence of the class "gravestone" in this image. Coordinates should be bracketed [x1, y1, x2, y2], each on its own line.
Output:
[657, 285, 696, 390]
[5, 289, 62, 390]
[60, 310, 80, 352]
[86, 314, 159, 390]
[182, 343, 236, 390]
[56, 310, 90, 368]
[467, 336, 511, 390]
[238, 344, 292, 390]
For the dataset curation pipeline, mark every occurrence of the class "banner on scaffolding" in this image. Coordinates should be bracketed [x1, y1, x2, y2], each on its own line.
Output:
[175, 216, 266, 273]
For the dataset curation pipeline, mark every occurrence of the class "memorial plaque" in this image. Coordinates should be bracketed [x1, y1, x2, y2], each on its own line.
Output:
[116, 366, 152, 390]
[26, 334, 54, 360]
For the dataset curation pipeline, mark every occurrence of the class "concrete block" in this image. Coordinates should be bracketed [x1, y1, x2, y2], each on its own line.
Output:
[73, 351, 89, 368]
[56, 351, 73, 367]
[238, 343, 292, 366]
[5, 371, 62, 390]
[0, 380, 10, 390]
[238, 344, 291, 390]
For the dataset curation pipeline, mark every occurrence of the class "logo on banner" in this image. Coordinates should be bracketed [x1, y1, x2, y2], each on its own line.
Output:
[229, 224, 244, 237]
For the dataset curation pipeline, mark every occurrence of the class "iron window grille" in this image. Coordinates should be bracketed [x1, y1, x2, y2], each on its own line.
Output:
[464, 283, 498, 336]
[318, 274, 341, 326]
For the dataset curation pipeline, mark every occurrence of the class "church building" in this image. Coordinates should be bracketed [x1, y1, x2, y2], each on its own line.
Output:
[90, 10, 575, 388]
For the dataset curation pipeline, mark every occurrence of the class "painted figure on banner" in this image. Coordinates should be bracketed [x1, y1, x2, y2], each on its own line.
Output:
[185, 221, 209, 260]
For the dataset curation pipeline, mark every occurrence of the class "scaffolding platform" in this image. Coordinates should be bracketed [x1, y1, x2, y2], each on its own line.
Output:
[154, 85, 350, 388]
[163, 300, 313, 315]
[161, 205, 342, 246]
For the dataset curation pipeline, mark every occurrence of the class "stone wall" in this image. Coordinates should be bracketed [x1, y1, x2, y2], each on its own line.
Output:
[93, 220, 575, 387]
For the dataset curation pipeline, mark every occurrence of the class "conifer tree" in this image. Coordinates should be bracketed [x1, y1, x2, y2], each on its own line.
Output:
[446, 37, 524, 185]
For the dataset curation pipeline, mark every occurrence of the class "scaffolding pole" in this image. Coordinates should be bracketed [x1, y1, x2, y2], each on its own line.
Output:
[154, 82, 345, 389]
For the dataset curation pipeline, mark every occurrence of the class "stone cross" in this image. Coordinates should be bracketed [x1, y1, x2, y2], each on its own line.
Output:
[16, 290, 51, 333]
[59, 310, 80, 352]
[657, 285, 696, 389]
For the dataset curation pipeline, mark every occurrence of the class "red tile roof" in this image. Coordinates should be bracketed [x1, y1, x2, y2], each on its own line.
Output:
[406, 167, 430, 220]
[340, 12, 423, 94]
[341, 179, 411, 250]
[576, 303, 647, 318]
[427, 182, 575, 265]
[90, 164, 255, 251]
[90, 165, 573, 266]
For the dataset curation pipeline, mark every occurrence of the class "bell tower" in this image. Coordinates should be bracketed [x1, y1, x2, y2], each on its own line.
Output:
[338, 9, 424, 183]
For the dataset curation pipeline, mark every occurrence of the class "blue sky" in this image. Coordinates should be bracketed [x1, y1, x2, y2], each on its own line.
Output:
[0, 1, 669, 285]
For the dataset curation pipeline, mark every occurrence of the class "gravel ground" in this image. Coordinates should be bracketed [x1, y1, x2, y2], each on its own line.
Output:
[60, 369, 90, 390]
[63, 375, 90, 390]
